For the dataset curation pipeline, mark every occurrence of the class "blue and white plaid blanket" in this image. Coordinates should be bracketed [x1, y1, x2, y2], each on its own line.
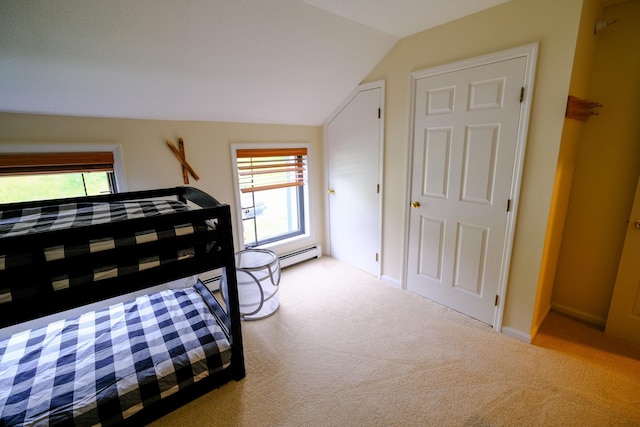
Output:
[0, 281, 231, 426]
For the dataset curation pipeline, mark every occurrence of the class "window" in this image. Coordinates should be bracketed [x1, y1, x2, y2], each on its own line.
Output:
[0, 152, 117, 203]
[235, 146, 308, 248]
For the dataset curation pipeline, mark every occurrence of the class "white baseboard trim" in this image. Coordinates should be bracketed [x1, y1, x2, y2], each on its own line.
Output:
[381, 275, 402, 289]
[530, 304, 551, 339]
[501, 327, 532, 344]
[550, 303, 606, 327]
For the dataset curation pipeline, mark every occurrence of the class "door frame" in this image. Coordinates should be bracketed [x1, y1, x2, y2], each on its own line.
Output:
[323, 80, 385, 278]
[605, 172, 640, 345]
[402, 44, 538, 331]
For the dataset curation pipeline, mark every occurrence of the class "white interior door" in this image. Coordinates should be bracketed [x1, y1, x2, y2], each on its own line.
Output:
[605, 174, 640, 345]
[406, 47, 535, 326]
[326, 81, 383, 277]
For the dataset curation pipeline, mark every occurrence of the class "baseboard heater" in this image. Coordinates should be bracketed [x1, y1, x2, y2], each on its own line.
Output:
[202, 244, 322, 289]
[278, 244, 322, 268]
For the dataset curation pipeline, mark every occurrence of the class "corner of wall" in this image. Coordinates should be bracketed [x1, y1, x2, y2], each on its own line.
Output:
[529, 0, 601, 338]
[502, 327, 532, 344]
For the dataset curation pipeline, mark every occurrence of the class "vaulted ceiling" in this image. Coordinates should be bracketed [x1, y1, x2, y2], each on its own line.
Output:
[0, 0, 512, 125]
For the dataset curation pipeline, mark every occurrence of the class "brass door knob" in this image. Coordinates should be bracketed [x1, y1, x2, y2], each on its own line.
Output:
[328, 188, 335, 195]
[411, 201, 420, 208]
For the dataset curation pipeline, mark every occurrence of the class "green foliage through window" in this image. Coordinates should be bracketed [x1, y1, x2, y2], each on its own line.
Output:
[0, 172, 114, 204]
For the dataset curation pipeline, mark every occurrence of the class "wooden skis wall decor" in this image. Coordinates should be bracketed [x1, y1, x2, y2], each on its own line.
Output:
[167, 137, 200, 184]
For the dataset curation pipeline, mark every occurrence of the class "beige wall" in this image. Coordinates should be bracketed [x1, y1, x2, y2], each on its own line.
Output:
[363, 0, 584, 336]
[552, 0, 640, 325]
[532, 0, 602, 337]
[0, 114, 324, 255]
[1, 0, 609, 338]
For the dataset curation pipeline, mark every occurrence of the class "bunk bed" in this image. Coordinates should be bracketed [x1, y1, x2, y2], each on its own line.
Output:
[0, 186, 245, 426]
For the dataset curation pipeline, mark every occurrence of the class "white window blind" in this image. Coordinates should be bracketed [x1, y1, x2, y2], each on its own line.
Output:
[236, 147, 307, 194]
[0, 152, 115, 176]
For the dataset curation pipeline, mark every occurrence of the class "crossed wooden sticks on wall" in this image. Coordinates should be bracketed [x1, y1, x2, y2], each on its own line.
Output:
[167, 137, 199, 184]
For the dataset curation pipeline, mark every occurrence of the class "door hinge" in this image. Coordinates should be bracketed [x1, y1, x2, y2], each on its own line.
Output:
[506, 199, 512, 212]
[378, 108, 381, 119]
[519, 87, 525, 103]
[375, 253, 379, 262]
[377, 184, 380, 194]
[495, 295, 499, 306]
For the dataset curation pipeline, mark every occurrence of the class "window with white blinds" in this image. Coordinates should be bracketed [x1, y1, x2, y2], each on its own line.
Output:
[0, 152, 117, 203]
[235, 147, 308, 248]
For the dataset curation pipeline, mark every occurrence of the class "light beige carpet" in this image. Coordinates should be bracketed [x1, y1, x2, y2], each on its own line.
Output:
[152, 257, 640, 426]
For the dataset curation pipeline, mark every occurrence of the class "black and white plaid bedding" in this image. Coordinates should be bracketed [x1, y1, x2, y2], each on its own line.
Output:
[0, 199, 192, 237]
[0, 200, 212, 305]
[0, 281, 231, 426]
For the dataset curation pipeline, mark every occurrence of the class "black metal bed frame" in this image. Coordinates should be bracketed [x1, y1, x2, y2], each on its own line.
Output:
[0, 186, 245, 425]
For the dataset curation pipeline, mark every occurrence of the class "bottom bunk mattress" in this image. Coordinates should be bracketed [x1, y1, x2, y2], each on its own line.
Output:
[0, 281, 231, 426]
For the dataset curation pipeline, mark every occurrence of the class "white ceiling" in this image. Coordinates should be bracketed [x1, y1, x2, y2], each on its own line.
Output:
[303, 0, 509, 38]
[0, 0, 509, 126]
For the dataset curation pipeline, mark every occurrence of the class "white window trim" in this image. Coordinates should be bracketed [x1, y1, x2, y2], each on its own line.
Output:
[230, 142, 312, 253]
[0, 143, 127, 192]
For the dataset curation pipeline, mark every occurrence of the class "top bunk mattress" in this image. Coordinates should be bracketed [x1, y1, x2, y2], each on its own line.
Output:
[0, 199, 197, 236]
[0, 199, 217, 306]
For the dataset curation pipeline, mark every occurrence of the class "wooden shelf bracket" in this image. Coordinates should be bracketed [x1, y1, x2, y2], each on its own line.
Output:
[566, 95, 602, 121]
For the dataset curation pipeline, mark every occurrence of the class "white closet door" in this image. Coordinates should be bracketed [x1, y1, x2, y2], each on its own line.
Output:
[326, 82, 383, 277]
[406, 47, 534, 327]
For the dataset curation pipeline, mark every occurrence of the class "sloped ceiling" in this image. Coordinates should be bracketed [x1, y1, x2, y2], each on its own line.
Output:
[0, 0, 509, 126]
